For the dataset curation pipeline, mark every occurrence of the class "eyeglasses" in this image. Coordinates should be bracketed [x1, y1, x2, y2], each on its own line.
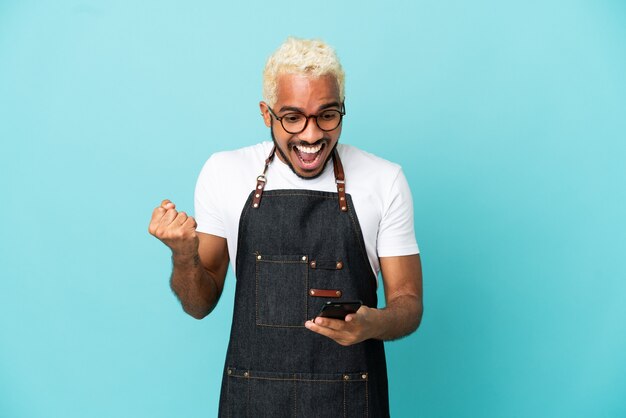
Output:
[266, 103, 346, 134]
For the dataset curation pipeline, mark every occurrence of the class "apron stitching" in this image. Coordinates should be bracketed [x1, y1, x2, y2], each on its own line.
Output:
[246, 372, 250, 418]
[293, 374, 297, 418]
[263, 193, 335, 199]
[343, 380, 347, 418]
[256, 323, 306, 328]
[226, 370, 230, 418]
[305, 260, 309, 320]
[255, 260, 259, 326]
[365, 379, 369, 418]
[227, 375, 365, 382]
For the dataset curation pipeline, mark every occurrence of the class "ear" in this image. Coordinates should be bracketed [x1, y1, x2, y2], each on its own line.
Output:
[259, 102, 272, 128]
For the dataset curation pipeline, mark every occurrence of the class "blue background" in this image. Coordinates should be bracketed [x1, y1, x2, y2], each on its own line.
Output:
[1, 1, 625, 417]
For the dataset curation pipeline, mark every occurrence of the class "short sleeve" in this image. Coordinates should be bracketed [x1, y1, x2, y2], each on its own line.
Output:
[376, 168, 420, 257]
[194, 155, 227, 238]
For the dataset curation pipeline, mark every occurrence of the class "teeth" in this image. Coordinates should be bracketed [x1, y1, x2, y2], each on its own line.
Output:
[295, 144, 322, 154]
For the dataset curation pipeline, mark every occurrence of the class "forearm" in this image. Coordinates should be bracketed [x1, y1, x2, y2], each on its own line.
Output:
[370, 294, 423, 341]
[170, 253, 220, 319]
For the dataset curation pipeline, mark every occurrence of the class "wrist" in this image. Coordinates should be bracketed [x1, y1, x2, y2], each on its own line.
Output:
[171, 251, 200, 267]
[364, 306, 385, 341]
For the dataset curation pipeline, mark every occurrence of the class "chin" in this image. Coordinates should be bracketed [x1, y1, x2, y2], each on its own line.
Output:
[294, 166, 325, 179]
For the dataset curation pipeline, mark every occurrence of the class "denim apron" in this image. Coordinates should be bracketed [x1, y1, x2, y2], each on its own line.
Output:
[218, 147, 389, 418]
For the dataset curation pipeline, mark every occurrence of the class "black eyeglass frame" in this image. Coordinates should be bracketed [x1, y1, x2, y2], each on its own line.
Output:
[266, 103, 346, 134]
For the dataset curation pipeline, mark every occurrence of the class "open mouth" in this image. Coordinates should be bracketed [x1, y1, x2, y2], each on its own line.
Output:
[292, 142, 326, 171]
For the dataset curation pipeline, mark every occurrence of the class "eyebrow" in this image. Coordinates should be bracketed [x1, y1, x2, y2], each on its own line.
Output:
[278, 101, 342, 114]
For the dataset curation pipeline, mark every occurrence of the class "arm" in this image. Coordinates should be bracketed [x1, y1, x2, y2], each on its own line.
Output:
[149, 200, 229, 319]
[305, 254, 423, 345]
[170, 232, 229, 319]
[370, 254, 423, 340]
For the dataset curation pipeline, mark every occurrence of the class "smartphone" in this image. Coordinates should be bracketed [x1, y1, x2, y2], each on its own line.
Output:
[316, 301, 362, 320]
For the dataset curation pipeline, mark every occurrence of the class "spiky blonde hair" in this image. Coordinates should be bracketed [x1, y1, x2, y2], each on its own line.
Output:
[262, 37, 345, 106]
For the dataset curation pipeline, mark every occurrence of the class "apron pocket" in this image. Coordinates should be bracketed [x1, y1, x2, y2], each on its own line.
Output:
[226, 367, 369, 418]
[255, 253, 308, 327]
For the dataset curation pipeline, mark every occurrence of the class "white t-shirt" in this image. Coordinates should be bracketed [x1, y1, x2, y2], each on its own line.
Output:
[194, 141, 419, 279]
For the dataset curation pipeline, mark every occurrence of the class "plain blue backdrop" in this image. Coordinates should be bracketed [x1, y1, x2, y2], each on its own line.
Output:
[1, 1, 625, 417]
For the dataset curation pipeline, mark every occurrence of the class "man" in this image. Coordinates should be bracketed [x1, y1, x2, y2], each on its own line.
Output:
[149, 37, 422, 417]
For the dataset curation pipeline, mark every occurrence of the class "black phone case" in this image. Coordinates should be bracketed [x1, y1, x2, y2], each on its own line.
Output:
[316, 301, 362, 319]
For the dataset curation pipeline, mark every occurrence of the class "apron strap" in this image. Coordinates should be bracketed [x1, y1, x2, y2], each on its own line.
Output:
[252, 145, 347, 213]
[332, 148, 348, 212]
[251, 146, 276, 209]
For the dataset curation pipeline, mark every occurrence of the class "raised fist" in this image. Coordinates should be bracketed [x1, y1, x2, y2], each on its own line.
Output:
[148, 199, 199, 257]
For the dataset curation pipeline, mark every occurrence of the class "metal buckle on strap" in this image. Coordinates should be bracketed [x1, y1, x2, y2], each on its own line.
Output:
[257, 175, 267, 183]
[335, 179, 345, 184]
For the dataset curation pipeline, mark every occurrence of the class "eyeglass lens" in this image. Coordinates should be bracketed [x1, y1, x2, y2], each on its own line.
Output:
[281, 110, 343, 134]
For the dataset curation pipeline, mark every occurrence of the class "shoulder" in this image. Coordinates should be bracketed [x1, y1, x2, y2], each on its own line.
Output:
[202, 141, 272, 171]
[337, 143, 413, 220]
[195, 141, 274, 201]
[337, 143, 403, 186]
[197, 141, 273, 181]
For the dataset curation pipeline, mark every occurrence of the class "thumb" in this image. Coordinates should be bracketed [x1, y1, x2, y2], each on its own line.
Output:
[161, 199, 176, 209]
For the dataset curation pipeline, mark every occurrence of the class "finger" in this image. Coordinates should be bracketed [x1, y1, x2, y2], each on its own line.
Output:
[313, 316, 345, 331]
[150, 206, 166, 223]
[160, 208, 178, 226]
[175, 211, 188, 225]
[345, 306, 367, 323]
[148, 207, 167, 234]
[183, 215, 197, 229]
[305, 320, 341, 340]
[161, 199, 176, 210]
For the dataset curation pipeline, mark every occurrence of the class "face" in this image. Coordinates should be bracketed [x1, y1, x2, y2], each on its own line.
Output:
[260, 73, 343, 179]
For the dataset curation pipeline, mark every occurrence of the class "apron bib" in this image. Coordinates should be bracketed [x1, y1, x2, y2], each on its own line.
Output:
[218, 147, 389, 418]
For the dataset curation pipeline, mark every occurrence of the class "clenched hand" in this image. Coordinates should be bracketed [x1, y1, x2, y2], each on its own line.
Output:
[148, 199, 199, 257]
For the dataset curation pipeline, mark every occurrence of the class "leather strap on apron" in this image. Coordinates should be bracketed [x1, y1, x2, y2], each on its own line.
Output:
[251, 146, 276, 209]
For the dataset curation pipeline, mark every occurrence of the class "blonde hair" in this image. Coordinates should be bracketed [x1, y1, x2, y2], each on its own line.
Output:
[262, 37, 345, 106]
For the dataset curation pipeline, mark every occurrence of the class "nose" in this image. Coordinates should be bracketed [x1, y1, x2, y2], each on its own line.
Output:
[297, 116, 324, 143]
